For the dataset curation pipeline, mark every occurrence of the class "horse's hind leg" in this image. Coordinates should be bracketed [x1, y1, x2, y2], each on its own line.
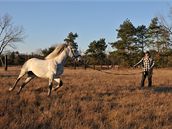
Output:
[9, 69, 26, 91]
[17, 76, 35, 94]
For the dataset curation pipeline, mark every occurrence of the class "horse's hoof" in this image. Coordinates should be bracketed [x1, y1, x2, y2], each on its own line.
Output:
[47, 94, 51, 97]
[9, 87, 13, 92]
[52, 88, 55, 91]
[47, 92, 51, 97]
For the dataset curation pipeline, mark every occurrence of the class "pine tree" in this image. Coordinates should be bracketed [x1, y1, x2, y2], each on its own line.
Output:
[110, 19, 137, 66]
[136, 25, 148, 53]
[147, 17, 171, 67]
[86, 38, 107, 65]
[159, 26, 171, 53]
[64, 32, 78, 49]
[147, 17, 162, 52]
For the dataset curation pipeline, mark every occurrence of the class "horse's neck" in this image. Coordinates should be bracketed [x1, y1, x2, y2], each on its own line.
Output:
[54, 49, 68, 64]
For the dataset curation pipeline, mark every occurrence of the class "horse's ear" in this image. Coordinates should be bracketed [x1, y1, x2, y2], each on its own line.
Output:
[64, 43, 69, 47]
[66, 42, 72, 46]
[66, 42, 69, 46]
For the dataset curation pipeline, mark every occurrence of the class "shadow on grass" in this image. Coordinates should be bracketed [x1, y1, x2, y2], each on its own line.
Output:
[153, 86, 172, 93]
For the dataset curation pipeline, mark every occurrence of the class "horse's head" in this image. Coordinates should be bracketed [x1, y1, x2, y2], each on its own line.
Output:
[66, 42, 81, 61]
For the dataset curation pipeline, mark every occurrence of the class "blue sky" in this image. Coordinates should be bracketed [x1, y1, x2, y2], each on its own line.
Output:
[0, 0, 172, 53]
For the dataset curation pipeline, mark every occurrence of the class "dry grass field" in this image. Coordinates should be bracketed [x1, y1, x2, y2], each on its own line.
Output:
[0, 66, 172, 129]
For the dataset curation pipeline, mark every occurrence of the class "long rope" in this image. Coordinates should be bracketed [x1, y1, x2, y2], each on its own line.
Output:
[97, 70, 142, 75]
[85, 65, 142, 75]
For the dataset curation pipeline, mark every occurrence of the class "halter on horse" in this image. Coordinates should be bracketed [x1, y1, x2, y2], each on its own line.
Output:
[9, 42, 80, 96]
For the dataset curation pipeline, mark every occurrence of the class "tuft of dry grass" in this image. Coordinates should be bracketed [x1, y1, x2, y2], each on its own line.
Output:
[0, 66, 172, 129]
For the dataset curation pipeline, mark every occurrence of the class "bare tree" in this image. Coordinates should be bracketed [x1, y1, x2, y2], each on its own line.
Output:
[159, 7, 172, 34]
[0, 14, 24, 56]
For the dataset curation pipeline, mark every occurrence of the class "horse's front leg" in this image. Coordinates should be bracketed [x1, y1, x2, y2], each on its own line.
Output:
[47, 78, 53, 96]
[52, 78, 63, 91]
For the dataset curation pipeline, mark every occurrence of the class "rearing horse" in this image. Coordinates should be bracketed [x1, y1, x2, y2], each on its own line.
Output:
[9, 43, 80, 96]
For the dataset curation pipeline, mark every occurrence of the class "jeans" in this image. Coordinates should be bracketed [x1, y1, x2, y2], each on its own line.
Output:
[141, 71, 152, 87]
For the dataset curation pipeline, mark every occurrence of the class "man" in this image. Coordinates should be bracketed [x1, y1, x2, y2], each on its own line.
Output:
[134, 51, 155, 88]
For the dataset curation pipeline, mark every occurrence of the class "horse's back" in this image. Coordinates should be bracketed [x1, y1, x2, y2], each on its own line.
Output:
[21, 58, 49, 78]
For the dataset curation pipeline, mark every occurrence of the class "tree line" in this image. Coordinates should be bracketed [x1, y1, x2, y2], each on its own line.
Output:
[1, 14, 172, 68]
[82, 17, 172, 68]
[109, 17, 172, 67]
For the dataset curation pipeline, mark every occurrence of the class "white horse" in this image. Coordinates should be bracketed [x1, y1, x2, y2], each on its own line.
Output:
[9, 43, 80, 96]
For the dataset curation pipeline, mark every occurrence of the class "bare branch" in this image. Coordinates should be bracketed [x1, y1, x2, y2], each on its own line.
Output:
[0, 14, 24, 55]
[0, 14, 11, 37]
[158, 14, 172, 34]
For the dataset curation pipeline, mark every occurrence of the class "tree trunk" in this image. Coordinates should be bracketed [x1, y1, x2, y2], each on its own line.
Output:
[5, 55, 8, 71]
[0, 55, 4, 66]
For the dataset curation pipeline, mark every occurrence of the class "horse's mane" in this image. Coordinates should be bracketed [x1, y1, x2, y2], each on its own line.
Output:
[45, 44, 67, 59]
